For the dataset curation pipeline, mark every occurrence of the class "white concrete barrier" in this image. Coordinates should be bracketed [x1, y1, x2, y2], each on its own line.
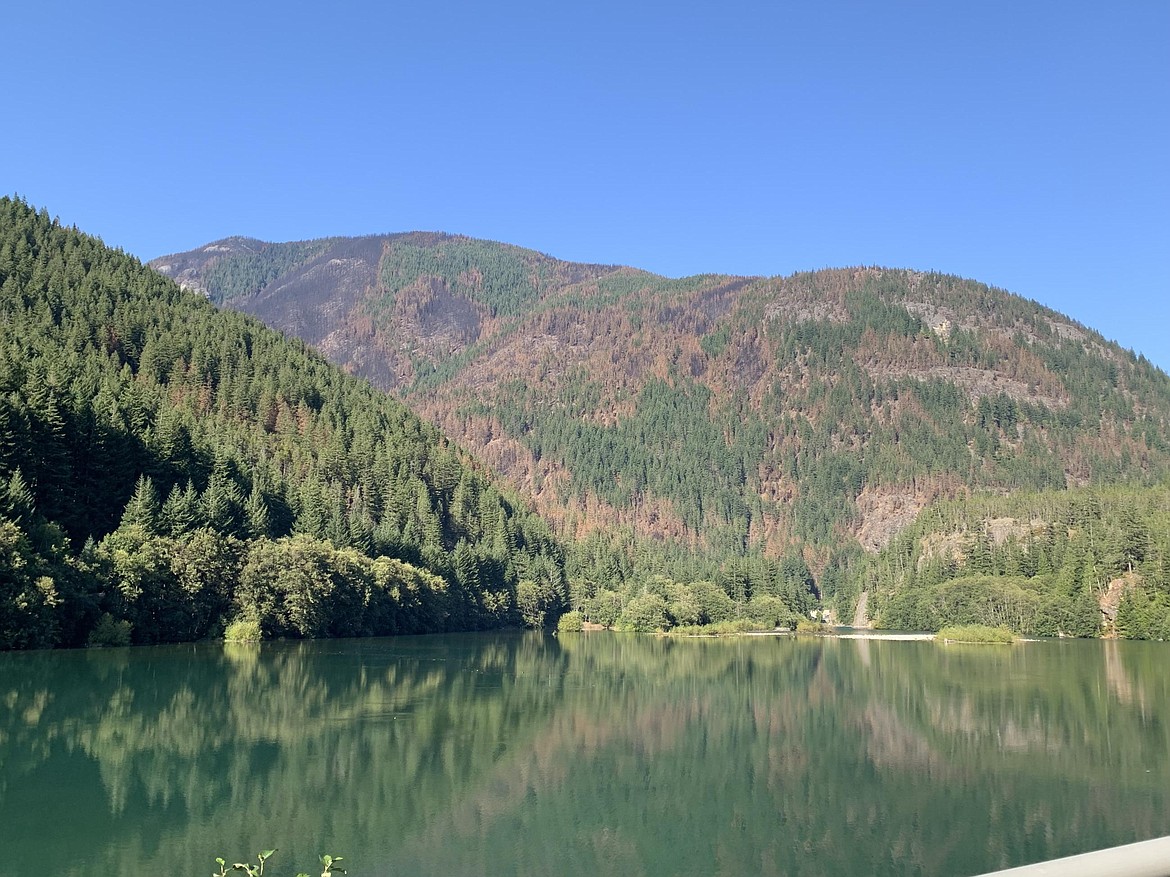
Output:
[972, 835, 1170, 877]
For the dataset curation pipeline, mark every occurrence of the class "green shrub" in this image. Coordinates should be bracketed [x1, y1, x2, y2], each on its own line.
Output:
[586, 589, 622, 628]
[87, 613, 132, 647]
[690, 580, 736, 624]
[746, 594, 797, 628]
[665, 582, 702, 627]
[556, 610, 584, 632]
[618, 593, 670, 632]
[669, 618, 771, 636]
[936, 624, 1016, 644]
[795, 618, 830, 634]
[224, 617, 263, 642]
[517, 578, 565, 629]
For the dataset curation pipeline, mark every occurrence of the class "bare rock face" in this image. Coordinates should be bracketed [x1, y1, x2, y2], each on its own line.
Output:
[153, 237, 266, 296]
[1100, 571, 1141, 631]
[854, 487, 928, 552]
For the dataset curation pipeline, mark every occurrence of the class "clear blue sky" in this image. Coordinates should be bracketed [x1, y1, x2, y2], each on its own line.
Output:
[6, 1, 1168, 369]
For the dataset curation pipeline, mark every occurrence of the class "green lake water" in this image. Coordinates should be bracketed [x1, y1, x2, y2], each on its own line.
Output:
[2, 632, 1168, 876]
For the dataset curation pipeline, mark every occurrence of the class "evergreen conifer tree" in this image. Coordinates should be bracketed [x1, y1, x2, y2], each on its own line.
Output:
[119, 474, 160, 533]
[2, 468, 36, 525]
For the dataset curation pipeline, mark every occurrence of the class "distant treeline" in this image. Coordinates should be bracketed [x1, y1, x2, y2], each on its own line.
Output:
[858, 484, 1170, 639]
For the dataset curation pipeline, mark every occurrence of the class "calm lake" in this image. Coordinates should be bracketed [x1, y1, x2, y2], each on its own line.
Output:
[2, 632, 1168, 876]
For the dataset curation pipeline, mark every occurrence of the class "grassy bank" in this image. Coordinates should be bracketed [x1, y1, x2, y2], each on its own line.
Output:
[936, 624, 1016, 644]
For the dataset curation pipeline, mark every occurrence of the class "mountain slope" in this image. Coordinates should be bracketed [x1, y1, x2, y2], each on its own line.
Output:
[859, 481, 1170, 638]
[152, 234, 1170, 602]
[0, 198, 565, 648]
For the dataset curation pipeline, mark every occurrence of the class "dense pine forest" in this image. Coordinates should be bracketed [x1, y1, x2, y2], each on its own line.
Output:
[0, 197, 567, 649]
[859, 484, 1170, 639]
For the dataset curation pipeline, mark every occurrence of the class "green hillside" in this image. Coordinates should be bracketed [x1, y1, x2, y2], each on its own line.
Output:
[153, 234, 1170, 622]
[0, 197, 566, 649]
[858, 483, 1170, 639]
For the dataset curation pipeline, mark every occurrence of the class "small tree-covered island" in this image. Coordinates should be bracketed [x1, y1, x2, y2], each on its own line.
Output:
[4, 195, 1170, 649]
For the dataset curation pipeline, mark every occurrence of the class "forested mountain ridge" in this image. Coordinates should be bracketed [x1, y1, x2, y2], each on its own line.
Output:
[151, 233, 626, 391]
[0, 197, 567, 649]
[152, 232, 1170, 601]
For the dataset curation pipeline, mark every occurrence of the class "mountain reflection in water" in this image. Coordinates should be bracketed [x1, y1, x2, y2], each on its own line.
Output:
[1, 633, 1168, 877]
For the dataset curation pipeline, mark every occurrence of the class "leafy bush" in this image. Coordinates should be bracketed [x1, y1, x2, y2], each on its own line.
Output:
[87, 613, 132, 647]
[746, 594, 797, 628]
[690, 580, 736, 624]
[223, 617, 262, 642]
[669, 618, 771, 636]
[517, 577, 565, 629]
[618, 593, 669, 632]
[586, 589, 622, 628]
[665, 582, 702, 627]
[795, 618, 830, 634]
[556, 609, 583, 632]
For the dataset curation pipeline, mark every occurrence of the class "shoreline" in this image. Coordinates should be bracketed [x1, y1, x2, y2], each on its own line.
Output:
[671, 628, 938, 641]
